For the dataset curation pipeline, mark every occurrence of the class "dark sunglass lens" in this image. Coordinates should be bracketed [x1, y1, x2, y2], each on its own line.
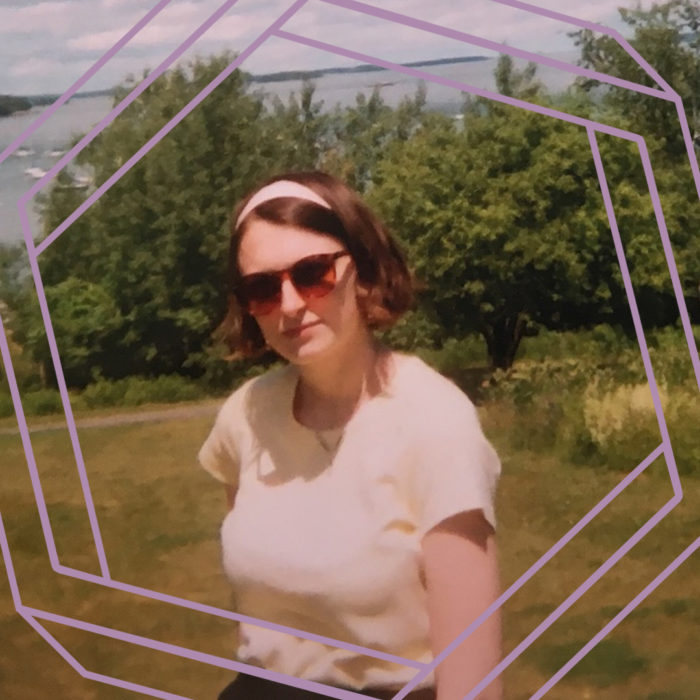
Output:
[292, 257, 335, 291]
[241, 274, 280, 306]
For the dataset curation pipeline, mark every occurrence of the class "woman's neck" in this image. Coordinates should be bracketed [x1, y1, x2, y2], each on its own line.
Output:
[293, 334, 387, 430]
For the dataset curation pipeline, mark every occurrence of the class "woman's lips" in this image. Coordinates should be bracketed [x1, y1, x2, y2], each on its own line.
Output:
[282, 321, 320, 337]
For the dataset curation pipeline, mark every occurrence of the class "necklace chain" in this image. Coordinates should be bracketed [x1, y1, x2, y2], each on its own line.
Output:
[314, 428, 344, 453]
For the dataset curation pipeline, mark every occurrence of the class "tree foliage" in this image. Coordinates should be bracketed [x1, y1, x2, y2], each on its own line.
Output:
[8, 56, 427, 385]
[571, 0, 700, 157]
[369, 57, 623, 368]
[2, 4, 698, 384]
[571, 0, 700, 320]
[32, 54, 317, 383]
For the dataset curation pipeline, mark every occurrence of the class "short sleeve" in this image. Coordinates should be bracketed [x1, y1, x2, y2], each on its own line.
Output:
[411, 397, 501, 535]
[197, 396, 241, 487]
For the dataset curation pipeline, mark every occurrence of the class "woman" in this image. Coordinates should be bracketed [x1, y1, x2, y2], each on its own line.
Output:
[198, 171, 502, 700]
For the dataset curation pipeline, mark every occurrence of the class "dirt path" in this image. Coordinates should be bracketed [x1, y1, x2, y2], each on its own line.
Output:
[0, 400, 222, 436]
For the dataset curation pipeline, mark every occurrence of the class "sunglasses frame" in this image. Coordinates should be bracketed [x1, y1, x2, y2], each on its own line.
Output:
[236, 250, 351, 316]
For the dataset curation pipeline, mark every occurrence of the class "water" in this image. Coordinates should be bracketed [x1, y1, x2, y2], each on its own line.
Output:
[0, 95, 111, 246]
[0, 52, 579, 246]
[260, 51, 577, 113]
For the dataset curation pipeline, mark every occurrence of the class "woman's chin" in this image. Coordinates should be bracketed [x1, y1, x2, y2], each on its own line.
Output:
[274, 333, 333, 366]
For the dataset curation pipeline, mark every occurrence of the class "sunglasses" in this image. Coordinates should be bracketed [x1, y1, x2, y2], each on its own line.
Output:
[236, 251, 351, 316]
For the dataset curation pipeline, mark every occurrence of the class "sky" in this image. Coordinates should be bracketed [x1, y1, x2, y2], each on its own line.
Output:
[0, 0, 654, 95]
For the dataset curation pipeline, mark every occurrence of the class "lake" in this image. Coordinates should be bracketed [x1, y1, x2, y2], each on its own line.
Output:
[0, 51, 579, 245]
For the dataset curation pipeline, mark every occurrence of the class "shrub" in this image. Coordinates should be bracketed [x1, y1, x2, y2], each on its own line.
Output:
[0, 391, 16, 418]
[81, 378, 126, 408]
[580, 380, 700, 475]
[488, 365, 700, 476]
[195, 344, 277, 394]
[660, 385, 700, 476]
[380, 306, 445, 351]
[81, 375, 204, 409]
[515, 325, 633, 362]
[121, 375, 202, 406]
[581, 381, 669, 471]
[647, 326, 699, 387]
[483, 359, 651, 462]
[479, 326, 699, 473]
[22, 389, 64, 416]
[485, 358, 601, 407]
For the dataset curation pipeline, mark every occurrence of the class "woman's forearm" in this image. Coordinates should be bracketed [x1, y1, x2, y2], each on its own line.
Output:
[423, 510, 503, 700]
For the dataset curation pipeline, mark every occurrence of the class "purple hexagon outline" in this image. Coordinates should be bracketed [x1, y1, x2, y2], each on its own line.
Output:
[0, 0, 698, 698]
[2, 1, 696, 696]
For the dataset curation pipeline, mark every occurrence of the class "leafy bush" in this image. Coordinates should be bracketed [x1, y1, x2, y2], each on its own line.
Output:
[81, 375, 204, 408]
[418, 335, 488, 370]
[80, 379, 125, 408]
[663, 386, 700, 476]
[486, 355, 699, 475]
[485, 358, 603, 407]
[22, 389, 64, 416]
[581, 381, 669, 471]
[122, 376, 203, 406]
[0, 391, 16, 418]
[647, 325, 700, 387]
[516, 325, 634, 362]
[379, 305, 445, 351]
[580, 379, 699, 475]
[193, 344, 279, 395]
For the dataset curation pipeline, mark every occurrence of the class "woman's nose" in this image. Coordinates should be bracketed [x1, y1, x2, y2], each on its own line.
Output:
[278, 277, 306, 314]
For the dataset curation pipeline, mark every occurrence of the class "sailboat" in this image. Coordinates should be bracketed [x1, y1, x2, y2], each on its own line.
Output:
[24, 166, 47, 179]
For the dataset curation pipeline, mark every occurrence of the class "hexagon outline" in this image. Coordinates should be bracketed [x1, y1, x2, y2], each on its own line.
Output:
[1, 0, 698, 697]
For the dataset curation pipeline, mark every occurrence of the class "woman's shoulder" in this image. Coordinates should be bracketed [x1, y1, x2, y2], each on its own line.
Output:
[391, 352, 478, 414]
[216, 363, 295, 421]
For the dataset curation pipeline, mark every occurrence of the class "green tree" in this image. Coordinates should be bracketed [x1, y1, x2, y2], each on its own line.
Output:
[10, 277, 126, 388]
[0, 94, 31, 117]
[571, 0, 700, 323]
[320, 83, 427, 192]
[571, 0, 700, 157]
[7, 58, 429, 388]
[369, 59, 622, 369]
[0, 244, 26, 313]
[26, 54, 331, 385]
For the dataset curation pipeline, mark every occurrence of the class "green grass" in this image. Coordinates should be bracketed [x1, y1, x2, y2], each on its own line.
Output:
[0, 399, 698, 699]
[529, 638, 648, 687]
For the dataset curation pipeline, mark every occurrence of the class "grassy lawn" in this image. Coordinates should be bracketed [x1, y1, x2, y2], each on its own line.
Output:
[0, 401, 698, 699]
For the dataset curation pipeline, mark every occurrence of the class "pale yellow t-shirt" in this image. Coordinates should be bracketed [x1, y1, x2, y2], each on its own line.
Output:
[198, 353, 500, 691]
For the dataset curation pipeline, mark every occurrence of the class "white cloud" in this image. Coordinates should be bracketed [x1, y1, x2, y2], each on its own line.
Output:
[268, 0, 648, 74]
[202, 12, 264, 42]
[0, 1, 85, 36]
[66, 27, 126, 51]
[68, 0, 210, 50]
[1, 0, 656, 95]
[100, 0, 151, 8]
[8, 56, 58, 78]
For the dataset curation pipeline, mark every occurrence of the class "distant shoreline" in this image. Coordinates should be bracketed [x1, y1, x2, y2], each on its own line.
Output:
[250, 54, 488, 83]
[0, 54, 487, 116]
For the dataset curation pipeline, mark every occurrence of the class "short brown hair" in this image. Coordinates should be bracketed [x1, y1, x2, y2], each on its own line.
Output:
[216, 171, 415, 357]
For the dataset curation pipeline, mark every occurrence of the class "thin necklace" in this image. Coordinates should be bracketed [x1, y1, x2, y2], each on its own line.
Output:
[314, 427, 345, 453]
[295, 345, 388, 453]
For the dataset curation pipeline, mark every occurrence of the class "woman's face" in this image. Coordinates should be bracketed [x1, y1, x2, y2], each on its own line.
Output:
[237, 218, 369, 366]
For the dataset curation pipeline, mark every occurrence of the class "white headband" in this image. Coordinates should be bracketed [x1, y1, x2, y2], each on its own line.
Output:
[236, 180, 331, 227]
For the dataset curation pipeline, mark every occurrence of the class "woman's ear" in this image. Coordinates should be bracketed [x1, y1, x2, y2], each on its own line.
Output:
[354, 281, 372, 324]
[355, 282, 388, 328]
[355, 281, 371, 300]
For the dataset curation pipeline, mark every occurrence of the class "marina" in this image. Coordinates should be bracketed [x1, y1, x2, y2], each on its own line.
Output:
[0, 51, 578, 245]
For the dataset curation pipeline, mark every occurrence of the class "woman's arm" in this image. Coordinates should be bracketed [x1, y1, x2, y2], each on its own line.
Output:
[224, 484, 236, 511]
[422, 509, 502, 700]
